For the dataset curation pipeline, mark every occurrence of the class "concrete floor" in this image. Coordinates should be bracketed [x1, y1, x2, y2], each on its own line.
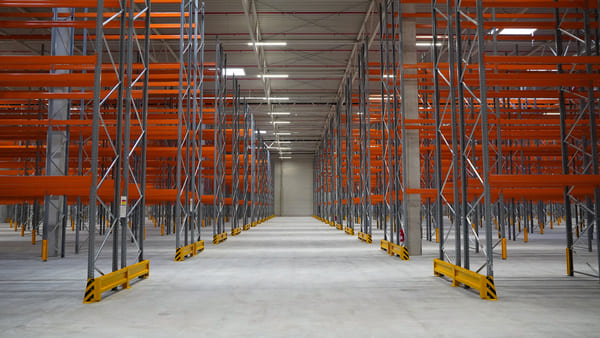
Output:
[1, 216, 599, 337]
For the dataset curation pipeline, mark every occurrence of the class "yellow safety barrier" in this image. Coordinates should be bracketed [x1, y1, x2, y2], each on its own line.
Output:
[83, 260, 150, 303]
[41, 239, 48, 261]
[231, 227, 242, 236]
[433, 258, 497, 300]
[357, 231, 372, 244]
[212, 232, 228, 244]
[251, 221, 257, 227]
[344, 226, 354, 236]
[243, 224, 251, 231]
[175, 240, 205, 262]
[335, 223, 343, 230]
[31, 228, 36, 245]
[435, 228, 439, 243]
[501, 238, 507, 260]
[380, 239, 409, 260]
[524, 227, 528, 242]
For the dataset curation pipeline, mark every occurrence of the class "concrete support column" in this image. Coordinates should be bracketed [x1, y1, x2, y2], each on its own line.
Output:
[44, 8, 72, 257]
[402, 4, 422, 256]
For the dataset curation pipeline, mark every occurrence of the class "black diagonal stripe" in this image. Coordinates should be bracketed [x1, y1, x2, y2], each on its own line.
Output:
[84, 285, 94, 298]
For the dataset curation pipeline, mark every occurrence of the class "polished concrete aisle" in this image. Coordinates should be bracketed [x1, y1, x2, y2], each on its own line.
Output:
[1, 216, 600, 337]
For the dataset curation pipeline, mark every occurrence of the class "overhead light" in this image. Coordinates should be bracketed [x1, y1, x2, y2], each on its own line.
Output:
[258, 74, 288, 78]
[269, 112, 291, 115]
[248, 41, 287, 46]
[271, 121, 291, 124]
[255, 130, 267, 134]
[499, 28, 537, 35]
[279, 157, 292, 159]
[269, 147, 292, 150]
[241, 97, 290, 101]
[544, 112, 560, 115]
[276, 132, 291, 136]
[225, 68, 246, 77]
[416, 42, 442, 47]
[382, 74, 394, 78]
[278, 141, 291, 144]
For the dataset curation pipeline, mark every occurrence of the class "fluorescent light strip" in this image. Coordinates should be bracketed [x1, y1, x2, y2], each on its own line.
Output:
[499, 28, 537, 35]
[276, 132, 291, 136]
[258, 74, 289, 78]
[241, 97, 290, 101]
[269, 112, 291, 115]
[225, 68, 245, 76]
[248, 41, 287, 46]
[416, 42, 443, 47]
[279, 157, 292, 159]
[271, 121, 291, 124]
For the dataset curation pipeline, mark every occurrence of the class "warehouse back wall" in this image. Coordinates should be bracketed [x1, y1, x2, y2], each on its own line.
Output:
[274, 158, 313, 216]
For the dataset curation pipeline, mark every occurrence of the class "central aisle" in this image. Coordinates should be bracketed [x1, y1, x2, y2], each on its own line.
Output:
[5, 216, 599, 337]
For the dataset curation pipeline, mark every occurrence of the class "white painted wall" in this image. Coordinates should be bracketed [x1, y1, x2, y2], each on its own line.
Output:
[274, 158, 313, 216]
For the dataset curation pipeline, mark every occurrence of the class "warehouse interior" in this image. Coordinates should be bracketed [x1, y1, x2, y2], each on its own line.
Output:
[1, 0, 600, 336]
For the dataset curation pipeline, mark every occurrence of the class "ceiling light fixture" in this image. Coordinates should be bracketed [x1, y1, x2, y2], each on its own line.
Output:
[258, 74, 289, 78]
[275, 132, 291, 136]
[271, 121, 291, 124]
[416, 42, 443, 47]
[499, 28, 537, 35]
[225, 68, 246, 77]
[248, 41, 287, 46]
[241, 97, 290, 101]
[269, 112, 291, 115]
[279, 157, 292, 159]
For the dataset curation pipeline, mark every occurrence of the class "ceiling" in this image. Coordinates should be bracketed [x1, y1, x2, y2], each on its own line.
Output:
[201, 0, 376, 157]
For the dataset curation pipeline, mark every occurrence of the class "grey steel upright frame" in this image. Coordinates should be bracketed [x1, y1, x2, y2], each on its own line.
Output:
[191, 2, 205, 244]
[242, 104, 251, 228]
[87, 0, 151, 279]
[176, 0, 195, 251]
[335, 101, 343, 227]
[431, 0, 495, 276]
[358, 41, 372, 238]
[214, 40, 227, 238]
[379, 2, 393, 242]
[231, 79, 241, 233]
[250, 114, 256, 226]
[345, 78, 354, 232]
[431, 0, 463, 266]
[555, 2, 599, 279]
